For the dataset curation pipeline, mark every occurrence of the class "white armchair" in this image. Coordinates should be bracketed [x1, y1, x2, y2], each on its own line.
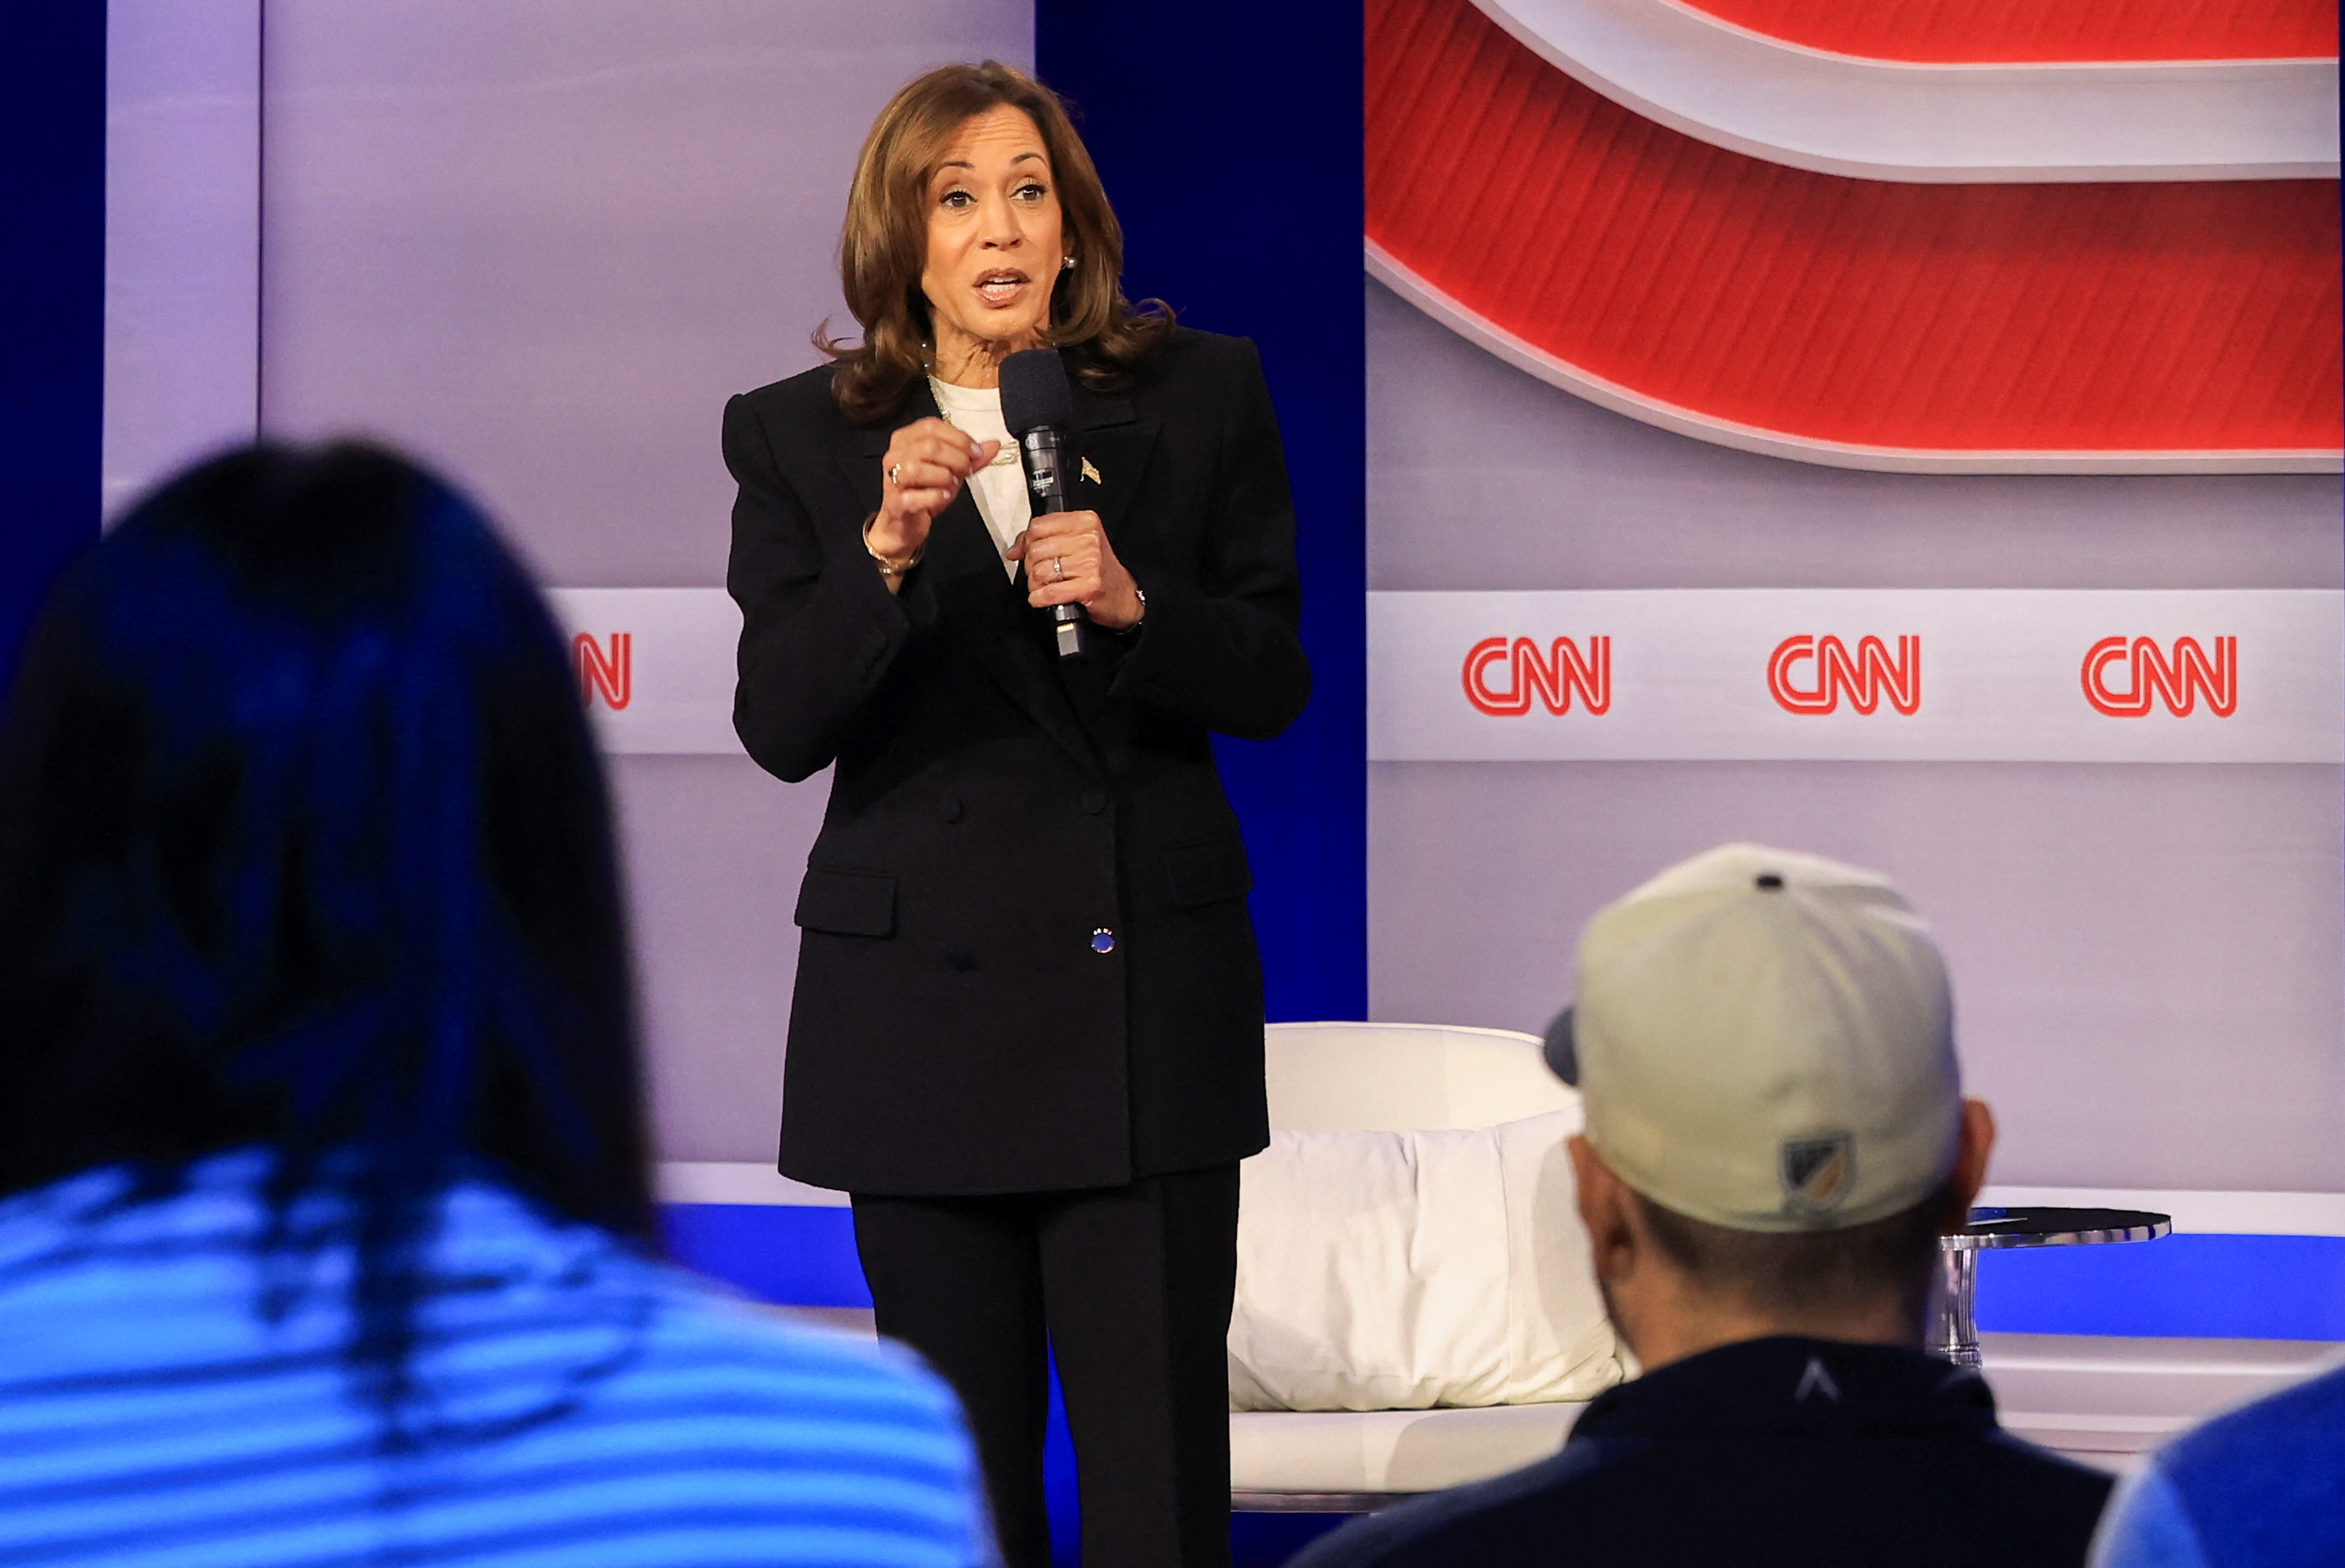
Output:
[1229, 1021, 1608, 1512]
[1226, 1027, 2345, 1509]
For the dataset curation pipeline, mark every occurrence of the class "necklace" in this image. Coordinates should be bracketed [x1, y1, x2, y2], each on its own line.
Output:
[927, 373, 1022, 467]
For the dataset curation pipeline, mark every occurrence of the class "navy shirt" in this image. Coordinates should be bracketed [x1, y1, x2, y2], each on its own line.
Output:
[1293, 1335, 2113, 1568]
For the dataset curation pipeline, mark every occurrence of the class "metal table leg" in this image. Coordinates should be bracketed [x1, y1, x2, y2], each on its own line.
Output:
[1930, 1245, 1980, 1366]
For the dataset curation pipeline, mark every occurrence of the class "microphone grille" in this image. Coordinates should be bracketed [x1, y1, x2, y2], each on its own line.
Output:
[998, 349, 1073, 437]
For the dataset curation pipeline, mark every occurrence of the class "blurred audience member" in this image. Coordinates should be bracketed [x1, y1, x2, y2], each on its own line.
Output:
[1296, 843, 2112, 1568]
[2090, 1353, 2345, 1568]
[0, 445, 997, 1567]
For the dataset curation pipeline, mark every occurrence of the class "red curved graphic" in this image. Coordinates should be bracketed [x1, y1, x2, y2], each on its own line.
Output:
[1367, 0, 2343, 457]
[1678, 0, 2337, 64]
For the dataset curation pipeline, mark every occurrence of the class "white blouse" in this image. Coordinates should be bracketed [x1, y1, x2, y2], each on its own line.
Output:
[927, 378, 1031, 579]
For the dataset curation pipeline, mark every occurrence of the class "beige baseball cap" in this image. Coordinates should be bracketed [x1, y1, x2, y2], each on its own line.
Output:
[1552, 843, 1961, 1233]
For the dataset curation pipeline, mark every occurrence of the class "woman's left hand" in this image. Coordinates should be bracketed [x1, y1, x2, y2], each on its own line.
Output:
[1008, 510, 1143, 631]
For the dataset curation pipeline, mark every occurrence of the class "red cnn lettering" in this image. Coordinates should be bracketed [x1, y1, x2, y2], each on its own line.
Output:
[1767, 635, 1920, 716]
[2081, 636, 2235, 718]
[1462, 636, 1611, 716]
[575, 632, 632, 710]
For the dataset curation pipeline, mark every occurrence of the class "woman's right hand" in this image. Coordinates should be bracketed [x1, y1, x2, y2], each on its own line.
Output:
[870, 418, 998, 566]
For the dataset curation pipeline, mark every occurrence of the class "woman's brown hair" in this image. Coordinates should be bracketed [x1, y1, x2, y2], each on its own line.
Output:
[819, 61, 1172, 423]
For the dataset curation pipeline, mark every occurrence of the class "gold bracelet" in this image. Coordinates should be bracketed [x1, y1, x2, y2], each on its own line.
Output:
[863, 514, 924, 580]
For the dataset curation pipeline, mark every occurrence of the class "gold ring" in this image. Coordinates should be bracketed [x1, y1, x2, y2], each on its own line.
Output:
[888, 463, 902, 487]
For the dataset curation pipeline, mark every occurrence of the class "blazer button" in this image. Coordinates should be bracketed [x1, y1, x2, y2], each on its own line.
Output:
[940, 794, 965, 823]
[1080, 789, 1107, 815]
[1090, 928, 1116, 954]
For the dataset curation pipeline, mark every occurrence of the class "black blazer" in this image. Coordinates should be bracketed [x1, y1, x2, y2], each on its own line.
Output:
[723, 328, 1311, 1194]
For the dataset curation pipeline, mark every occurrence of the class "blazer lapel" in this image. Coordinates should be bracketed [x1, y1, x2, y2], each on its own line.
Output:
[1065, 370, 1159, 550]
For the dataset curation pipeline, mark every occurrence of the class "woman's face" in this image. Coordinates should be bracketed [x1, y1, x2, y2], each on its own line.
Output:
[919, 105, 1064, 375]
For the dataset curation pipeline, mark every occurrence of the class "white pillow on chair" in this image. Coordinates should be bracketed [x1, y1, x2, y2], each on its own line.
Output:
[1228, 1109, 1624, 1412]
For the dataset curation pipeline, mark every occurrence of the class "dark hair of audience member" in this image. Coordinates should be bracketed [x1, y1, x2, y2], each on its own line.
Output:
[1633, 1186, 1954, 1321]
[0, 443, 652, 1425]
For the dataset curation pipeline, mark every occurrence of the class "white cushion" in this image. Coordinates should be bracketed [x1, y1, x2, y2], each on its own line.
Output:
[1229, 1108, 1624, 1412]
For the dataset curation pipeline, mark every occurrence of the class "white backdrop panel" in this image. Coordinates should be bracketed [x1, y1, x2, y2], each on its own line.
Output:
[548, 589, 743, 756]
[1370, 590, 2343, 764]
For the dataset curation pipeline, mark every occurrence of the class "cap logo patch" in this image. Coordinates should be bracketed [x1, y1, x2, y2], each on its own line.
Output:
[1781, 1134, 1854, 1215]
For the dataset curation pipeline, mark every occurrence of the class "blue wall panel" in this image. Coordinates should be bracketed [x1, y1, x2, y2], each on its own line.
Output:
[1978, 1234, 2345, 1343]
[664, 1203, 2345, 1344]
[661, 1203, 874, 1308]
[1036, 0, 1368, 1025]
[0, 5, 106, 693]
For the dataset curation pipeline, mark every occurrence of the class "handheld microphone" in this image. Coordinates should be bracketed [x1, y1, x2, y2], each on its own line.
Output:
[999, 348, 1083, 660]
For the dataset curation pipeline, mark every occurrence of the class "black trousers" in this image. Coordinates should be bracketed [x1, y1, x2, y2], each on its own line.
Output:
[850, 1164, 1240, 1568]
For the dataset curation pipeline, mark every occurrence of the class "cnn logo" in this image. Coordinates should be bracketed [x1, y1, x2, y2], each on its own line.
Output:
[1462, 636, 1612, 716]
[2082, 636, 2235, 718]
[1768, 635, 1920, 716]
[575, 632, 632, 710]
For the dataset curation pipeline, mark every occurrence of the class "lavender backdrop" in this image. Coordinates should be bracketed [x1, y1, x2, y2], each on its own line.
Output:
[103, 2, 2345, 1202]
[255, 0, 1033, 1164]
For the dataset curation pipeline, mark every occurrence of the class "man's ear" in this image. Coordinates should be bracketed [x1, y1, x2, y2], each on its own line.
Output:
[1948, 1098, 1996, 1211]
[1571, 1134, 1638, 1283]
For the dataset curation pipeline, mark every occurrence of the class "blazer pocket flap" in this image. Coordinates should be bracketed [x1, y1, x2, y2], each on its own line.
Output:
[794, 868, 897, 937]
[1164, 834, 1253, 909]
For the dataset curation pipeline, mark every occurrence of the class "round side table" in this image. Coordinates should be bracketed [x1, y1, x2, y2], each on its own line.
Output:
[1930, 1206, 2172, 1367]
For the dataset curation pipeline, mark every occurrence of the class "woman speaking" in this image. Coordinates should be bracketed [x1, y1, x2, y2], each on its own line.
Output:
[722, 61, 1310, 1568]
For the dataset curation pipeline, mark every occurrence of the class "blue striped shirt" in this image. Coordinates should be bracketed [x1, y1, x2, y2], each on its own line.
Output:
[0, 1151, 997, 1567]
